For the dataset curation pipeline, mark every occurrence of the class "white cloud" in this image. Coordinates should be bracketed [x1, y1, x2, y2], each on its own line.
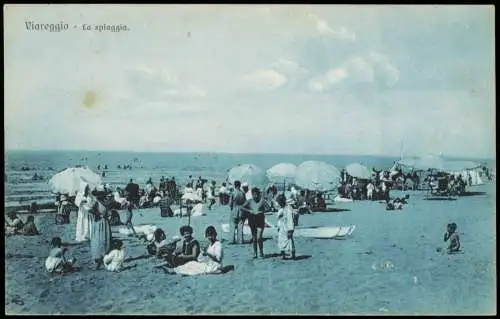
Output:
[242, 69, 288, 91]
[124, 67, 206, 102]
[307, 13, 356, 41]
[308, 52, 399, 92]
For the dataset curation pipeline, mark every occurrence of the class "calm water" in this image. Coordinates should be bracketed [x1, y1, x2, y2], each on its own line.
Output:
[4, 150, 494, 206]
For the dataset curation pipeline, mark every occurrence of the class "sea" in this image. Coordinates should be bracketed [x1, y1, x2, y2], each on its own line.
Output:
[4, 150, 494, 208]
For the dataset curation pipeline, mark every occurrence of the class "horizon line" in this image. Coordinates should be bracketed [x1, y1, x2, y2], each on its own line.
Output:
[4, 148, 494, 161]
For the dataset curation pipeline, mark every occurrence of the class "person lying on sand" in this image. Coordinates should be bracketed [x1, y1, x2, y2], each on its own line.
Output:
[162, 226, 224, 276]
[103, 239, 126, 272]
[21, 215, 40, 236]
[45, 237, 77, 274]
[5, 212, 25, 236]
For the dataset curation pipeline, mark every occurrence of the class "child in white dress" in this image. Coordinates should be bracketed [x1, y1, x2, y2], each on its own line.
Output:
[103, 239, 126, 272]
[45, 237, 76, 274]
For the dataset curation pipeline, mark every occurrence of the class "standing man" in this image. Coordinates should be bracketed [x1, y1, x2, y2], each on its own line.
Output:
[230, 180, 246, 244]
[125, 179, 139, 208]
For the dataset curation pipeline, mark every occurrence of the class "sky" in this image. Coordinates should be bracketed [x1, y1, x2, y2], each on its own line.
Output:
[4, 5, 495, 159]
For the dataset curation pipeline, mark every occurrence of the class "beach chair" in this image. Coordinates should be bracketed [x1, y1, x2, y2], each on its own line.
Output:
[428, 177, 452, 198]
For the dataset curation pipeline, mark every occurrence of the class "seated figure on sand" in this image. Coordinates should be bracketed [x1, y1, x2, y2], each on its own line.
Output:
[444, 223, 461, 253]
[103, 239, 126, 272]
[5, 212, 24, 236]
[146, 228, 181, 259]
[21, 215, 40, 236]
[163, 226, 226, 276]
[165, 225, 201, 267]
[45, 237, 77, 274]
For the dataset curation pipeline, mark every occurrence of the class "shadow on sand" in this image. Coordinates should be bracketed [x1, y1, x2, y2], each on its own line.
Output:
[312, 208, 351, 213]
[124, 254, 153, 263]
[460, 191, 487, 197]
[262, 253, 312, 261]
[424, 197, 457, 201]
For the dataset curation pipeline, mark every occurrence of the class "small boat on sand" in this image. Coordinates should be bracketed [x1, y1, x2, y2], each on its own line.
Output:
[221, 220, 355, 239]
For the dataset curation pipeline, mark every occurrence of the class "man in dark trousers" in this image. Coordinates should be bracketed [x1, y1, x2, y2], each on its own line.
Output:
[125, 179, 140, 207]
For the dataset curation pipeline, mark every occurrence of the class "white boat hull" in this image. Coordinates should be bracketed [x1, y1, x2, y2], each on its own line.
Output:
[221, 223, 355, 239]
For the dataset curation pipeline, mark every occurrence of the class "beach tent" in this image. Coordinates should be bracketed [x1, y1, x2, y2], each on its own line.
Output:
[445, 161, 481, 172]
[227, 164, 268, 188]
[345, 163, 372, 179]
[49, 166, 102, 196]
[266, 163, 297, 187]
[295, 161, 341, 191]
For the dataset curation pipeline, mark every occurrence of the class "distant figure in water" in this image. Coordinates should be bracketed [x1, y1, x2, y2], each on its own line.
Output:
[444, 223, 461, 253]
[45, 237, 77, 274]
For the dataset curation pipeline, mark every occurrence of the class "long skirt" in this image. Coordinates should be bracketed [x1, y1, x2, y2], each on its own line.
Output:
[277, 227, 294, 255]
[90, 218, 112, 261]
[173, 260, 221, 276]
[76, 208, 93, 242]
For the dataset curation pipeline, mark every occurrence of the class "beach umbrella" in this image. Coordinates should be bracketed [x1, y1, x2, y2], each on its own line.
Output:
[266, 163, 297, 185]
[48, 166, 102, 196]
[227, 164, 268, 187]
[345, 163, 372, 179]
[295, 161, 341, 191]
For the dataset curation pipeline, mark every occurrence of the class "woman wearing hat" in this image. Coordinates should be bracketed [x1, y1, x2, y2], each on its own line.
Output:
[164, 226, 224, 276]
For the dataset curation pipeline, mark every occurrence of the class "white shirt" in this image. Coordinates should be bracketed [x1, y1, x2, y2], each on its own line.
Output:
[219, 186, 227, 194]
[245, 190, 253, 200]
[199, 241, 223, 265]
[103, 249, 126, 272]
[277, 205, 295, 232]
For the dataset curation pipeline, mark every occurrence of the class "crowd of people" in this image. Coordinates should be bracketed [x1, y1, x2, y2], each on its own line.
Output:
[7, 161, 491, 278]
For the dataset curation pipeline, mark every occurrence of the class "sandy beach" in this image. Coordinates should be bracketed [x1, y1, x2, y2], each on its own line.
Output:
[5, 182, 496, 315]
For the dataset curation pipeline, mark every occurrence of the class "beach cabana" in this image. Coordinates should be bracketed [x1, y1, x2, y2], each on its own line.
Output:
[227, 164, 268, 188]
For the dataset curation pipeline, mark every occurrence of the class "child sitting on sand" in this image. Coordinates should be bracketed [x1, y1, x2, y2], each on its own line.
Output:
[45, 237, 77, 274]
[21, 215, 40, 236]
[5, 212, 24, 236]
[444, 223, 461, 253]
[103, 239, 126, 272]
[146, 228, 181, 259]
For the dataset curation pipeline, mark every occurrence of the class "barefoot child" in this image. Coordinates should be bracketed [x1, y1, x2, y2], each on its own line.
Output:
[444, 223, 461, 253]
[45, 237, 76, 274]
[103, 239, 126, 272]
[276, 194, 296, 260]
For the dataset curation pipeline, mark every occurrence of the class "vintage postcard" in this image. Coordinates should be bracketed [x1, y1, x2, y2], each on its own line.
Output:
[4, 4, 495, 315]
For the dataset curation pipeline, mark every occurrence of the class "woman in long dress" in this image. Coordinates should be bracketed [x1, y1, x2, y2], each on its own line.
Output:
[164, 226, 223, 276]
[74, 183, 95, 242]
[89, 198, 112, 269]
[276, 194, 296, 260]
